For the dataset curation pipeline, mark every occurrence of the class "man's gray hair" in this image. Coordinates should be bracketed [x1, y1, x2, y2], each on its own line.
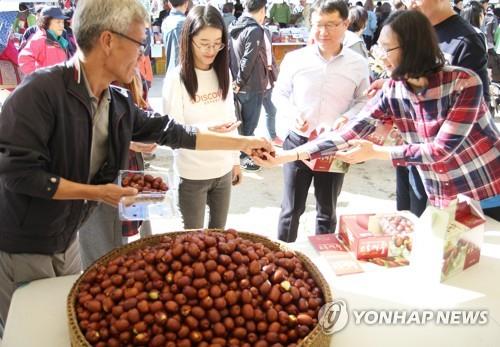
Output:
[73, 0, 149, 53]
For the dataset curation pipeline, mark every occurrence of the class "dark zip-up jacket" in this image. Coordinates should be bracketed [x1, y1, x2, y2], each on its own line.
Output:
[0, 59, 197, 254]
[229, 15, 270, 93]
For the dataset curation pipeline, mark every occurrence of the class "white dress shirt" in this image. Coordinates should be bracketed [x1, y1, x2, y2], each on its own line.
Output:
[272, 44, 370, 138]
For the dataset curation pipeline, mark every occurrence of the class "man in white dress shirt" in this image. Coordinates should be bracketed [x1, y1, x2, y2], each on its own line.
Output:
[272, 0, 370, 242]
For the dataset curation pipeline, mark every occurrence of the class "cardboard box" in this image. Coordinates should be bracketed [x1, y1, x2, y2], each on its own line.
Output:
[154, 57, 166, 76]
[0, 60, 22, 90]
[411, 196, 485, 282]
[338, 213, 415, 260]
[302, 122, 395, 173]
[339, 214, 389, 260]
[308, 234, 364, 275]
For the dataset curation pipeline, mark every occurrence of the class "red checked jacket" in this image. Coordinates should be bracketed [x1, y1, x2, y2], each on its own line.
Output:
[303, 66, 500, 208]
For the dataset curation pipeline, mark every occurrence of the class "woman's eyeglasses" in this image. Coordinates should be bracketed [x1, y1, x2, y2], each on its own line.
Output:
[192, 41, 226, 53]
[372, 44, 401, 58]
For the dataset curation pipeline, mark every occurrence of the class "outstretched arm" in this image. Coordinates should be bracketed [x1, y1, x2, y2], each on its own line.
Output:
[196, 131, 272, 156]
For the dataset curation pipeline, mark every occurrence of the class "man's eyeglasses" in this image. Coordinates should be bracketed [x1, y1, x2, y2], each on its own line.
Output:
[311, 20, 345, 32]
[109, 30, 146, 55]
[192, 40, 226, 53]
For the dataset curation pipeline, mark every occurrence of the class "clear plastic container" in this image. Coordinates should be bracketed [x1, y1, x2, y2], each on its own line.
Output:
[118, 170, 177, 221]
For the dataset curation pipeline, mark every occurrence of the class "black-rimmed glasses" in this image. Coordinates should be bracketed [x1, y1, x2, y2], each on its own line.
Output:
[376, 45, 401, 57]
[109, 30, 146, 55]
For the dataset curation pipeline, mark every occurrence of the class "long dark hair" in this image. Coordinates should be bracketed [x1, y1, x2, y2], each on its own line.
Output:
[461, 1, 483, 29]
[179, 5, 230, 102]
[384, 10, 445, 80]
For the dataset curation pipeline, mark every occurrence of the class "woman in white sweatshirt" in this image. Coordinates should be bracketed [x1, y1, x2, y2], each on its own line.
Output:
[163, 5, 242, 229]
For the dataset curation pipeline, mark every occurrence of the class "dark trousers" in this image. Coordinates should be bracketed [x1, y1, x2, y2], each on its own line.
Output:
[396, 165, 428, 217]
[484, 206, 500, 221]
[488, 48, 500, 82]
[362, 35, 373, 50]
[278, 132, 345, 243]
[263, 88, 277, 139]
[397, 166, 500, 221]
[236, 90, 264, 136]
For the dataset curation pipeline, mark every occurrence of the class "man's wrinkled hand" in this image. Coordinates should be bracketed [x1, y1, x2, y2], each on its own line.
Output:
[99, 184, 138, 207]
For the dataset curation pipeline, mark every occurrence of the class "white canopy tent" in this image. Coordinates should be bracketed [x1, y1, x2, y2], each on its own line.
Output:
[0, 1, 58, 12]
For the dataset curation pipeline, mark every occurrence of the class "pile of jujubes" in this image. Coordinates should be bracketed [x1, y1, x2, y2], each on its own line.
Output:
[121, 173, 168, 193]
[75, 230, 324, 347]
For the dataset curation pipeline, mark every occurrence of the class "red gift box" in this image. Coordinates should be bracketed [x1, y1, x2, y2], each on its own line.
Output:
[339, 214, 391, 260]
[339, 213, 415, 261]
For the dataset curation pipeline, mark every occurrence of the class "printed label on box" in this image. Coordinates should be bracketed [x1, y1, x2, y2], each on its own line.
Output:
[308, 234, 363, 275]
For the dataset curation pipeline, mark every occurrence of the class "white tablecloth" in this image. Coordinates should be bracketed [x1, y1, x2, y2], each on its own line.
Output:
[3, 221, 500, 347]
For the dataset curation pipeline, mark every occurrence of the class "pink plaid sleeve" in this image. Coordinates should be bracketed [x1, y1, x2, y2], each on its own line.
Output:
[391, 72, 483, 166]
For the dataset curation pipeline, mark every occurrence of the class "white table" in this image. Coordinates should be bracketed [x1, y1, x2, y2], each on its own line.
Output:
[3, 220, 500, 347]
[2, 275, 77, 347]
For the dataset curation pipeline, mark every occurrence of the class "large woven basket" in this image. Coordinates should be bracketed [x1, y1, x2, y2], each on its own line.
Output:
[68, 230, 333, 346]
